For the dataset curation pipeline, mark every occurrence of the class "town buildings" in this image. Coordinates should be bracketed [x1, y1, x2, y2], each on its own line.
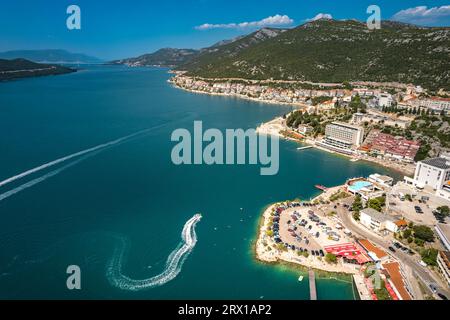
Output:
[359, 129, 420, 163]
[411, 97, 450, 114]
[352, 113, 410, 129]
[359, 208, 401, 234]
[437, 251, 450, 287]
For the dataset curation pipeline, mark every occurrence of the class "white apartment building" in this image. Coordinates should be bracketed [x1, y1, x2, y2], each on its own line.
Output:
[436, 223, 450, 251]
[319, 122, 364, 152]
[437, 251, 450, 287]
[378, 93, 394, 108]
[297, 125, 313, 135]
[412, 97, 450, 114]
[360, 208, 400, 234]
[406, 154, 450, 202]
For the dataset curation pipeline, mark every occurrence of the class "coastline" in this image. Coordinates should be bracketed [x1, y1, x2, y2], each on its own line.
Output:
[168, 79, 309, 108]
[254, 201, 358, 277]
[252, 203, 359, 299]
[256, 117, 414, 177]
[170, 76, 414, 177]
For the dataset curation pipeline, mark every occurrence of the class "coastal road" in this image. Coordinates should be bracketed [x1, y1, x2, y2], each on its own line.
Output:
[336, 205, 450, 299]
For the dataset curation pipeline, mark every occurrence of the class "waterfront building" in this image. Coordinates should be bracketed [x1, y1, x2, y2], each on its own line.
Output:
[317, 122, 364, 154]
[368, 173, 394, 187]
[437, 251, 450, 287]
[360, 129, 419, 163]
[359, 208, 399, 234]
[381, 262, 413, 300]
[436, 223, 450, 251]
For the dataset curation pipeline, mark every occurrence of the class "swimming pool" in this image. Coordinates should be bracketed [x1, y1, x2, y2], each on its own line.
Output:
[348, 180, 373, 193]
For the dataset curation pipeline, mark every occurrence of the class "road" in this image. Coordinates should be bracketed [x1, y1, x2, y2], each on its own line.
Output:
[335, 203, 450, 299]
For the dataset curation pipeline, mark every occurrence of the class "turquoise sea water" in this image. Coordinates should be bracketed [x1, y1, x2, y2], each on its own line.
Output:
[0, 66, 400, 299]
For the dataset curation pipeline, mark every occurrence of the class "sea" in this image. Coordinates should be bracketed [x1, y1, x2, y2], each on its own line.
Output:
[0, 65, 401, 299]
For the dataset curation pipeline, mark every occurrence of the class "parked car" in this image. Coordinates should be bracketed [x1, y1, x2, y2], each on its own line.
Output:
[388, 246, 396, 253]
[437, 293, 448, 300]
[429, 283, 437, 293]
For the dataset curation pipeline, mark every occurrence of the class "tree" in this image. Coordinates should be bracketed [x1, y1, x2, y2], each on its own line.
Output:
[367, 196, 386, 212]
[413, 225, 435, 242]
[403, 229, 412, 238]
[421, 248, 438, 266]
[352, 195, 363, 213]
[325, 253, 337, 264]
[437, 206, 450, 217]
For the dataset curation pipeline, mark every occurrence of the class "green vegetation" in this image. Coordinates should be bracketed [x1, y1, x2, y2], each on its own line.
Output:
[325, 253, 337, 264]
[329, 190, 350, 202]
[374, 280, 392, 300]
[0, 58, 75, 81]
[179, 19, 450, 92]
[412, 225, 435, 243]
[437, 206, 450, 216]
[367, 196, 386, 212]
[420, 248, 438, 266]
[349, 95, 366, 114]
[352, 195, 363, 220]
[311, 96, 332, 106]
[410, 114, 450, 160]
[399, 224, 434, 247]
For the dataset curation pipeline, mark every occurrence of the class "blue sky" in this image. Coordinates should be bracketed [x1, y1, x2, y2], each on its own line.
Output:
[1, 0, 449, 60]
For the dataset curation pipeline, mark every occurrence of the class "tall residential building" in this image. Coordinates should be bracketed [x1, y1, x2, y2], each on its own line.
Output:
[436, 223, 450, 251]
[408, 153, 450, 193]
[321, 122, 364, 152]
[437, 251, 450, 286]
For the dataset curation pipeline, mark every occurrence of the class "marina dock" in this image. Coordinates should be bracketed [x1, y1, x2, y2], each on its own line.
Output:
[309, 269, 317, 300]
[297, 146, 313, 151]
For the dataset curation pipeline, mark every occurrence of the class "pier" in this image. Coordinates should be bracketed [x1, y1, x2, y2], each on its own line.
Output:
[297, 146, 313, 151]
[309, 269, 317, 300]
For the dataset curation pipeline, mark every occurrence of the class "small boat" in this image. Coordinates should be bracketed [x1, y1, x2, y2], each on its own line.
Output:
[298, 275, 304, 282]
[315, 184, 327, 191]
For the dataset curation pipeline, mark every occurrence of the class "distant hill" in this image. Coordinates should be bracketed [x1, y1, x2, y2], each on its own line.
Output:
[177, 19, 450, 91]
[110, 28, 287, 68]
[0, 49, 102, 64]
[110, 48, 199, 67]
[0, 58, 76, 81]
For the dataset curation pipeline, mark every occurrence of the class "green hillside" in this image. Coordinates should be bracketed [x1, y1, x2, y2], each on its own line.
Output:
[178, 19, 450, 91]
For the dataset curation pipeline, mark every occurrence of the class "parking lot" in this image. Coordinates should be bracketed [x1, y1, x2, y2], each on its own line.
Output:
[274, 203, 353, 257]
[388, 182, 448, 226]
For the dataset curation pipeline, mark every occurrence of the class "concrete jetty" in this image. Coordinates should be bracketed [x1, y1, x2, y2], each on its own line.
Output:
[309, 269, 317, 300]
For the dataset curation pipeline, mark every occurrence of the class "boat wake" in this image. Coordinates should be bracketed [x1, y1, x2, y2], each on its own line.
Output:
[106, 214, 202, 291]
[0, 126, 161, 189]
[0, 155, 93, 202]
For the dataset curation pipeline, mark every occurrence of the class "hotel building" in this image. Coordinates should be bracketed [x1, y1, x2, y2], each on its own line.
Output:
[317, 122, 364, 154]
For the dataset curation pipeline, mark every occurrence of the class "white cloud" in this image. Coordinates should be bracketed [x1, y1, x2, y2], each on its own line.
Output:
[306, 13, 333, 22]
[392, 5, 450, 25]
[195, 14, 294, 30]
